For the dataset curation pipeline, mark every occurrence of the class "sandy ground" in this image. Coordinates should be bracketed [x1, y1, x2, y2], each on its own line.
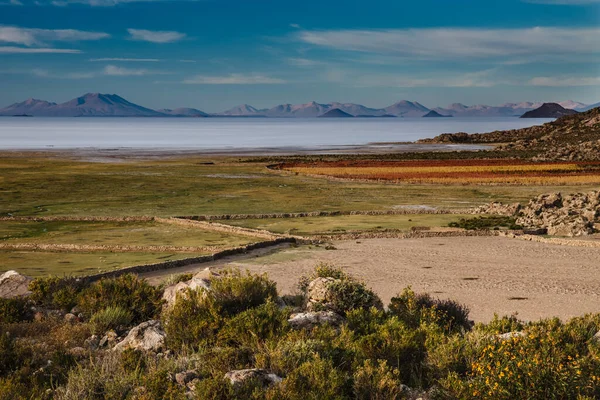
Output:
[142, 236, 600, 322]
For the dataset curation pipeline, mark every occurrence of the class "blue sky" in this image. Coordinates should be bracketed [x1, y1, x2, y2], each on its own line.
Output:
[0, 0, 599, 112]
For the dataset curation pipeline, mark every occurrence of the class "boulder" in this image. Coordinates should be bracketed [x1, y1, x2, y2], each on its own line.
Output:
[162, 268, 221, 308]
[99, 331, 118, 348]
[224, 369, 282, 388]
[306, 277, 339, 311]
[113, 320, 166, 352]
[84, 335, 100, 350]
[288, 311, 344, 330]
[0, 270, 32, 299]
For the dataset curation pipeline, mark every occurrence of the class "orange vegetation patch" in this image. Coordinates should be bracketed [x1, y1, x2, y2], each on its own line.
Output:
[280, 160, 600, 185]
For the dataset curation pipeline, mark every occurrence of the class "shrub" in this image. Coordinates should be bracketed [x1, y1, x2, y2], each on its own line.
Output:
[0, 333, 18, 376]
[28, 276, 85, 312]
[164, 289, 222, 349]
[269, 355, 350, 399]
[120, 348, 147, 373]
[162, 273, 194, 288]
[474, 313, 524, 335]
[0, 298, 30, 324]
[218, 301, 290, 348]
[78, 274, 163, 323]
[448, 216, 521, 230]
[210, 269, 277, 316]
[389, 287, 471, 333]
[353, 359, 404, 400]
[89, 306, 133, 335]
[297, 263, 348, 292]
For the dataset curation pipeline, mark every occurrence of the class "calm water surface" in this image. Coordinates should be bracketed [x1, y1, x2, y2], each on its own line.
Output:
[0, 117, 552, 150]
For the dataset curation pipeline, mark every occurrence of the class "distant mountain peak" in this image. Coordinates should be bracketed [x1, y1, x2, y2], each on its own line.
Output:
[520, 103, 579, 119]
[318, 108, 354, 118]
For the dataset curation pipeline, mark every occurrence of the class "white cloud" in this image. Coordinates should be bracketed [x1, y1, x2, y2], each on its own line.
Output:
[524, 0, 600, 4]
[90, 57, 160, 62]
[296, 27, 600, 62]
[127, 28, 185, 43]
[290, 23, 301, 29]
[287, 57, 324, 67]
[0, 25, 109, 46]
[29, 0, 200, 6]
[103, 65, 152, 76]
[529, 76, 600, 86]
[183, 73, 286, 84]
[0, 46, 81, 53]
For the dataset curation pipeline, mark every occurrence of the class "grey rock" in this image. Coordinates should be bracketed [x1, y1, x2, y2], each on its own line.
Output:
[113, 320, 166, 352]
[0, 270, 32, 299]
[99, 331, 118, 348]
[84, 335, 100, 350]
[288, 311, 344, 330]
[224, 369, 282, 388]
[162, 267, 221, 308]
[175, 370, 198, 386]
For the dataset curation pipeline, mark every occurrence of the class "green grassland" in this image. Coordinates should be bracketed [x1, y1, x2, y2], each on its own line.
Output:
[1, 154, 598, 217]
[221, 213, 472, 235]
[0, 250, 203, 277]
[0, 220, 255, 248]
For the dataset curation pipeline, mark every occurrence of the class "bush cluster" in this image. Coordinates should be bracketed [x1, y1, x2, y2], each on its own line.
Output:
[449, 216, 522, 230]
[0, 266, 598, 399]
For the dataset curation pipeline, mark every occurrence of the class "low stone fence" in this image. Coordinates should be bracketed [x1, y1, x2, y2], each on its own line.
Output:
[82, 237, 296, 282]
[178, 208, 471, 221]
[500, 232, 600, 248]
[312, 229, 503, 241]
[157, 217, 282, 240]
[0, 216, 155, 222]
[0, 242, 224, 254]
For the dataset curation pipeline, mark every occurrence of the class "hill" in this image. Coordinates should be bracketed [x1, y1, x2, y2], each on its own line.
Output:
[422, 110, 451, 118]
[0, 98, 56, 116]
[520, 103, 579, 118]
[318, 108, 354, 118]
[419, 107, 600, 160]
[158, 108, 209, 117]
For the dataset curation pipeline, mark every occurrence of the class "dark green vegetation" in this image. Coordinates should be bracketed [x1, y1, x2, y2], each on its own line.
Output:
[1, 267, 599, 399]
[448, 216, 522, 231]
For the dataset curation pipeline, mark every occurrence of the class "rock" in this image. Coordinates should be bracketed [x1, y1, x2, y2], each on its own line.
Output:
[224, 369, 282, 388]
[474, 202, 521, 216]
[0, 270, 32, 299]
[288, 311, 344, 330]
[175, 370, 198, 386]
[99, 331, 118, 348]
[113, 320, 166, 352]
[516, 190, 599, 237]
[594, 331, 600, 343]
[162, 268, 221, 308]
[64, 313, 78, 323]
[306, 277, 339, 311]
[84, 335, 100, 350]
[496, 331, 526, 341]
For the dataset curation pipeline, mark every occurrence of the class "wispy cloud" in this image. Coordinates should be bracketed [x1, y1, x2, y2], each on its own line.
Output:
[103, 64, 153, 76]
[0, 25, 109, 46]
[523, 0, 600, 4]
[287, 57, 324, 67]
[296, 27, 600, 62]
[0, 46, 81, 53]
[127, 28, 186, 43]
[89, 57, 160, 62]
[529, 76, 600, 86]
[183, 73, 286, 84]
[23, 0, 200, 6]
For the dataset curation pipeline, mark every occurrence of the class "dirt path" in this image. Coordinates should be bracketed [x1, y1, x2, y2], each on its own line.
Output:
[144, 236, 600, 322]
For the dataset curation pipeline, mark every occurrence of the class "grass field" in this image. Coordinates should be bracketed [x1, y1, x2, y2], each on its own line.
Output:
[221, 214, 472, 235]
[0, 250, 203, 276]
[1, 154, 599, 217]
[283, 160, 600, 185]
[0, 220, 255, 248]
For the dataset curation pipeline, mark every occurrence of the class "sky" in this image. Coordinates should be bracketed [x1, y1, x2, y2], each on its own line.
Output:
[0, 0, 599, 112]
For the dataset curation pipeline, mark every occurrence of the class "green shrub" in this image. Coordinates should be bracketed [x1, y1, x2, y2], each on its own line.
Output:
[474, 313, 524, 335]
[0, 333, 18, 376]
[269, 355, 351, 399]
[0, 298, 30, 324]
[164, 289, 222, 349]
[162, 273, 194, 288]
[353, 359, 404, 400]
[297, 263, 349, 292]
[78, 274, 163, 323]
[120, 348, 147, 373]
[28, 276, 85, 312]
[218, 301, 290, 348]
[448, 216, 521, 230]
[89, 306, 133, 335]
[389, 287, 471, 333]
[210, 269, 278, 316]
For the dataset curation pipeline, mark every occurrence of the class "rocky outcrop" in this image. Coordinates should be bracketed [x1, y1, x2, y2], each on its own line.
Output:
[534, 139, 600, 161]
[287, 311, 345, 330]
[162, 268, 220, 308]
[516, 191, 600, 237]
[113, 320, 166, 352]
[0, 270, 32, 299]
[224, 369, 282, 388]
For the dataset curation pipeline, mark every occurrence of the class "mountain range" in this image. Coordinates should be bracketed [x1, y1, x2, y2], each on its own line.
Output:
[0, 93, 593, 118]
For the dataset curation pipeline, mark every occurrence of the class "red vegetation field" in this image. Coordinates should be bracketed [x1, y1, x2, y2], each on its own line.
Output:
[280, 160, 600, 185]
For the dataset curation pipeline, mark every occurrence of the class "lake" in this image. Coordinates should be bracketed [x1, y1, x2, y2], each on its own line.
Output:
[0, 117, 552, 150]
